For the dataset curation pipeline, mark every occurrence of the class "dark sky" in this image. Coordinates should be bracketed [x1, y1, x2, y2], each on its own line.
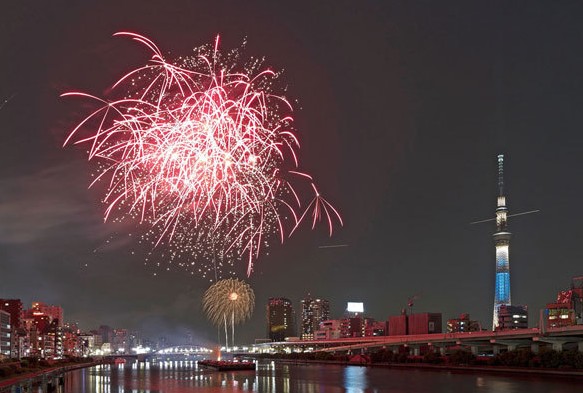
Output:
[2, 1, 583, 344]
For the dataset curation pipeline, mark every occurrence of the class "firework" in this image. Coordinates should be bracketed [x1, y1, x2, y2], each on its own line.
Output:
[63, 32, 342, 277]
[202, 278, 254, 348]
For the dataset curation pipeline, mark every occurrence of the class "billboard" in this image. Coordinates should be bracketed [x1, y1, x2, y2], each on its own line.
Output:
[346, 302, 364, 313]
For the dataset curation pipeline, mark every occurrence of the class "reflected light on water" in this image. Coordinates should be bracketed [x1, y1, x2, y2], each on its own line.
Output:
[18, 360, 583, 393]
[343, 366, 367, 393]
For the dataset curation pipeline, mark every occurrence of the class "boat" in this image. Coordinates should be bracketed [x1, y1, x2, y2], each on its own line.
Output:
[197, 359, 255, 371]
[114, 358, 126, 364]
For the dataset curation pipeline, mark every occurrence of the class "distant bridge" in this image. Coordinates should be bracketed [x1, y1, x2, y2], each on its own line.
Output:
[103, 345, 213, 362]
[155, 345, 213, 356]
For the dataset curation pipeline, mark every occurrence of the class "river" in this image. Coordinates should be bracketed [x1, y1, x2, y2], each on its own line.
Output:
[13, 360, 583, 392]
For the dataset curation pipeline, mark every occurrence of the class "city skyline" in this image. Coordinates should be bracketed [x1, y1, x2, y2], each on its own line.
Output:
[2, 272, 581, 359]
[2, 1, 583, 343]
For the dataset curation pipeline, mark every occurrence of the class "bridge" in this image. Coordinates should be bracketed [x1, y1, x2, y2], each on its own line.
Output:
[103, 345, 213, 362]
[254, 325, 583, 356]
[155, 345, 213, 356]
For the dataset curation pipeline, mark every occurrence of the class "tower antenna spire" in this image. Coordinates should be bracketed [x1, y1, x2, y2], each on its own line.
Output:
[497, 154, 505, 197]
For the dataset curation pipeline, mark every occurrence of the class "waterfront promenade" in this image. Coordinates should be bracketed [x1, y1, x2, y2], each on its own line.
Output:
[0, 361, 100, 392]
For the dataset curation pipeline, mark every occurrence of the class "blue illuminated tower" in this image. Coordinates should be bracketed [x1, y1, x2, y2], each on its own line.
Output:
[492, 154, 511, 330]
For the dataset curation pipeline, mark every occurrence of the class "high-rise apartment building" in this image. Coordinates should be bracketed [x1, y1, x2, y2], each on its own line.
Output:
[0, 299, 23, 330]
[300, 296, 330, 340]
[0, 299, 24, 358]
[0, 310, 10, 358]
[267, 297, 295, 341]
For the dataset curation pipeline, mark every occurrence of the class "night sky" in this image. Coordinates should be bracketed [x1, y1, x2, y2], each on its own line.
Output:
[2, 1, 583, 345]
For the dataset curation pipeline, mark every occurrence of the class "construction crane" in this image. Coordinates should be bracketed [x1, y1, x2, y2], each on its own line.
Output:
[407, 294, 421, 315]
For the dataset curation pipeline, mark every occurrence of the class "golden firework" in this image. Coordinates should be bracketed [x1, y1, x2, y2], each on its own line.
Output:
[202, 278, 255, 347]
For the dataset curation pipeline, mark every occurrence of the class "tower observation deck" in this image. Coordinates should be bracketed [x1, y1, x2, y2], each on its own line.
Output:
[492, 154, 511, 330]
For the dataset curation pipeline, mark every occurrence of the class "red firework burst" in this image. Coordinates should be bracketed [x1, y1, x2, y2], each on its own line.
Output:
[63, 32, 342, 277]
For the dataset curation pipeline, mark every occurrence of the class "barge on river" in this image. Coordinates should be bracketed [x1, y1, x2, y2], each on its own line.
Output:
[197, 359, 255, 371]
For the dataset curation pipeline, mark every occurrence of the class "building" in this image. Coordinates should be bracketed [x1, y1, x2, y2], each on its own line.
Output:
[408, 313, 442, 335]
[44, 319, 63, 359]
[63, 327, 82, 358]
[23, 315, 53, 359]
[113, 329, 129, 353]
[31, 302, 63, 326]
[496, 304, 528, 330]
[19, 302, 65, 359]
[544, 276, 583, 328]
[267, 298, 295, 341]
[0, 299, 23, 330]
[0, 310, 10, 358]
[364, 319, 386, 336]
[78, 333, 99, 356]
[97, 325, 114, 345]
[27, 326, 41, 358]
[340, 317, 363, 338]
[388, 313, 408, 336]
[492, 154, 513, 330]
[16, 330, 29, 359]
[0, 299, 24, 358]
[545, 301, 575, 328]
[25, 312, 51, 334]
[128, 331, 141, 350]
[572, 276, 583, 324]
[388, 312, 442, 335]
[300, 296, 330, 340]
[315, 320, 342, 340]
[447, 313, 481, 333]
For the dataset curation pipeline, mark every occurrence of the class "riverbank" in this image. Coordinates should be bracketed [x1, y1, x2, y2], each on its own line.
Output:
[0, 360, 100, 390]
[249, 346, 583, 378]
[269, 358, 583, 378]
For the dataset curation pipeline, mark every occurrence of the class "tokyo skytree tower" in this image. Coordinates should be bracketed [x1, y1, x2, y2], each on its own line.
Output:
[492, 154, 511, 330]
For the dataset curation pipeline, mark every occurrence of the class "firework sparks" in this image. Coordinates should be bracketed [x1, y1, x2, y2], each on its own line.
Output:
[202, 278, 254, 348]
[0, 94, 16, 111]
[63, 32, 342, 277]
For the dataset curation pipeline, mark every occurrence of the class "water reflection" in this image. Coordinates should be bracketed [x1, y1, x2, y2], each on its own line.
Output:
[343, 366, 367, 393]
[10, 360, 583, 393]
